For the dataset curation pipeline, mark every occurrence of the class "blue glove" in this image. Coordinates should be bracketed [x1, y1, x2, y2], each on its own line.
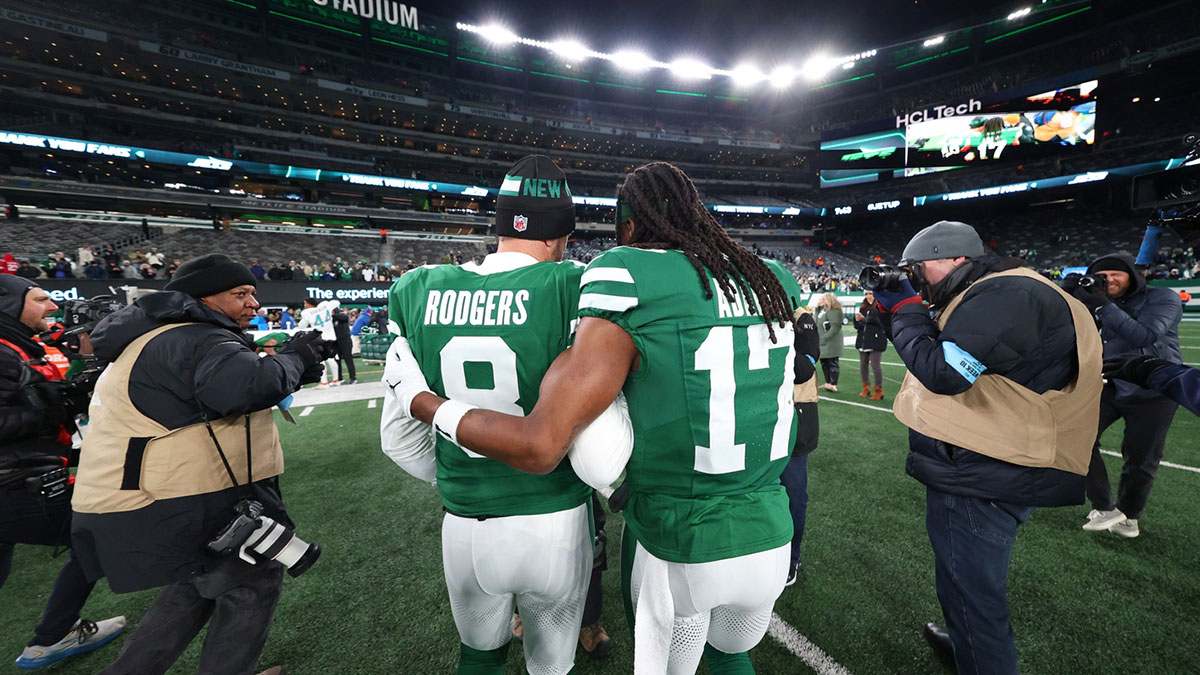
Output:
[277, 394, 294, 411]
[873, 279, 921, 312]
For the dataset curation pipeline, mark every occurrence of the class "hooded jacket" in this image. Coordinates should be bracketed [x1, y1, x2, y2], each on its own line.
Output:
[71, 291, 313, 592]
[1087, 252, 1183, 402]
[889, 256, 1087, 506]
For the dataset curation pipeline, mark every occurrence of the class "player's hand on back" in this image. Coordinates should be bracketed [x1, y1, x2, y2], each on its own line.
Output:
[383, 336, 432, 418]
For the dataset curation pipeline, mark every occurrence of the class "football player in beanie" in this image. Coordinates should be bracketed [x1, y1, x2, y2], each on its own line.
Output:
[70, 254, 326, 675]
[380, 155, 631, 675]
[873, 221, 1102, 675]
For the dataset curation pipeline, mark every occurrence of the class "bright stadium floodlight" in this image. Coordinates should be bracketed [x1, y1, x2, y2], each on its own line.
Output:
[611, 50, 653, 72]
[1007, 7, 1031, 20]
[670, 58, 713, 80]
[550, 39, 590, 61]
[923, 36, 945, 47]
[730, 64, 767, 86]
[769, 65, 796, 89]
[801, 55, 836, 81]
[477, 23, 519, 45]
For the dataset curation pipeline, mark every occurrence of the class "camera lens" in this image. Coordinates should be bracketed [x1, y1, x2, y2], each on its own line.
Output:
[242, 516, 321, 577]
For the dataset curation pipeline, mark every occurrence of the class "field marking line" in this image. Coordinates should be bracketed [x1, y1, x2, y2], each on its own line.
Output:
[368, 399, 378, 409]
[768, 614, 854, 675]
[819, 397, 1200, 474]
[299, 406, 314, 417]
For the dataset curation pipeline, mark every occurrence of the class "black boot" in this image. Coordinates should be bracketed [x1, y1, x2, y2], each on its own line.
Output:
[923, 622, 956, 673]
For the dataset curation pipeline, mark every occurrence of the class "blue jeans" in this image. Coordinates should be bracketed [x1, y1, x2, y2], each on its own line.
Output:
[925, 487, 1035, 675]
[780, 453, 808, 564]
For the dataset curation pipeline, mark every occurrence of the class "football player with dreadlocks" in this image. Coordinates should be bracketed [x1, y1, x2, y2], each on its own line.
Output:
[387, 161, 804, 674]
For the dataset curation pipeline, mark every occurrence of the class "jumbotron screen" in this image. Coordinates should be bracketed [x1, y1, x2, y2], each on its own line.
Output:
[818, 80, 1097, 187]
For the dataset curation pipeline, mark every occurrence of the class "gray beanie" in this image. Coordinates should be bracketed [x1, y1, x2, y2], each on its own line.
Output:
[899, 221, 986, 265]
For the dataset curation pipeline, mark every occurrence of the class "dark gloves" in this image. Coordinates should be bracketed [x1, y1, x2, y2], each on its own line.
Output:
[1103, 354, 1170, 389]
[277, 330, 326, 365]
[1071, 283, 1110, 311]
[298, 363, 325, 386]
[874, 279, 921, 312]
[1060, 273, 1083, 292]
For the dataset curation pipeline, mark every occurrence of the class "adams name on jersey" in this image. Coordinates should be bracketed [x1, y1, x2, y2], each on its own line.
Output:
[578, 246, 804, 564]
[388, 255, 592, 518]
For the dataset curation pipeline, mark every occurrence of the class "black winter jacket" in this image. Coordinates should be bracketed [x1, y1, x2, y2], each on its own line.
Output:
[0, 318, 67, 479]
[71, 291, 314, 592]
[854, 301, 888, 352]
[1087, 252, 1183, 403]
[889, 257, 1085, 507]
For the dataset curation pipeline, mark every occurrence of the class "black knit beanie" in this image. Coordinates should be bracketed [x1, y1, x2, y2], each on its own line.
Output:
[0, 274, 37, 321]
[494, 155, 576, 240]
[1088, 258, 1134, 276]
[164, 254, 257, 298]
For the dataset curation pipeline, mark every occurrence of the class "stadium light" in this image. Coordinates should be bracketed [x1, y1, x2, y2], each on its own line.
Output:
[1007, 7, 1032, 20]
[769, 65, 797, 89]
[550, 40, 591, 61]
[923, 36, 945, 47]
[476, 23, 519, 45]
[670, 58, 713, 80]
[730, 64, 767, 86]
[610, 50, 654, 72]
[801, 55, 836, 81]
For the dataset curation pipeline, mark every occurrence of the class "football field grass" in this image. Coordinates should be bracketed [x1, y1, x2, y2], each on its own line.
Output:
[3, 320, 1199, 674]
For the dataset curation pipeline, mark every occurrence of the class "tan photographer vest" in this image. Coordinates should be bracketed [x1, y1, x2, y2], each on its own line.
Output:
[73, 324, 284, 514]
[892, 267, 1101, 476]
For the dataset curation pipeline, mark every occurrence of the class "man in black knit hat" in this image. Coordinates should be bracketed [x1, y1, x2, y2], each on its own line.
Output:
[1068, 252, 1183, 539]
[70, 254, 326, 675]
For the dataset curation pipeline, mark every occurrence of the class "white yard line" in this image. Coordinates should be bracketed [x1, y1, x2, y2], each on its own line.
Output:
[368, 398, 378, 409]
[768, 614, 854, 675]
[819, 397, 1200, 474]
[299, 406, 314, 417]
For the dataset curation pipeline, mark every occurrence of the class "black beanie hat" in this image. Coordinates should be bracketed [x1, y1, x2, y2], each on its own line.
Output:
[494, 155, 575, 240]
[1088, 257, 1134, 276]
[0, 274, 38, 321]
[164, 254, 257, 298]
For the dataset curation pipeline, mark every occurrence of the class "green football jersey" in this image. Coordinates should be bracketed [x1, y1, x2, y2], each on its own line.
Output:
[578, 247, 803, 564]
[388, 254, 592, 517]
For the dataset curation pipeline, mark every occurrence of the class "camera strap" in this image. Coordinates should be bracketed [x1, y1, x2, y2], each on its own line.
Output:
[196, 408, 254, 499]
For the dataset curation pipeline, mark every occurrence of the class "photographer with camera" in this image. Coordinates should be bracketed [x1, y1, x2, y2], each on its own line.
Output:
[1, 275, 127, 669]
[1064, 252, 1183, 539]
[68, 254, 327, 675]
[866, 221, 1102, 675]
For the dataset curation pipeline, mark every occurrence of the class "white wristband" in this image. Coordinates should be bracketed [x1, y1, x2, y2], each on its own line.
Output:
[432, 399, 478, 448]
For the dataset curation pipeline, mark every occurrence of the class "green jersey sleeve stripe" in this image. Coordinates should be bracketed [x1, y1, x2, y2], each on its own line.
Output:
[579, 293, 638, 312]
[580, 266, 635, 287]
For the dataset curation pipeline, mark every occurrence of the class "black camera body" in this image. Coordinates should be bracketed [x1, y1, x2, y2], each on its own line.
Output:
[318, 339, 339, 361]
[1077, 272, 1108, 289]
[859, 265, 910, 292]
[24, 466, 70, 501]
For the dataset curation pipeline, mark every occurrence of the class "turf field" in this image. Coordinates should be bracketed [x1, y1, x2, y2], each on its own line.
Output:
[3, 321, 1199, 674]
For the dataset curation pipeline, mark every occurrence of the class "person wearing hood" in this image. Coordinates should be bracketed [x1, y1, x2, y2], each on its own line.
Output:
[0, 275, 126, 669]
[120, 260, 139, 280]
[872, 221, 1102, 675]
[69, 254, 327, 675]
[1, 253, 18, 275]
[1066, 252, 1183, 539]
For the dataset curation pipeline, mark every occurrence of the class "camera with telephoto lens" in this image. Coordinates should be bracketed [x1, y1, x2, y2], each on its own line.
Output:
[1077, 272, 1108, 289]
[206, 499, 321, 577]
[859, 265, 911, 292]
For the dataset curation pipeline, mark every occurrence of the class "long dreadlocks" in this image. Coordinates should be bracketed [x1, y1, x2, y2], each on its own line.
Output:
[618, 161, 793, 341]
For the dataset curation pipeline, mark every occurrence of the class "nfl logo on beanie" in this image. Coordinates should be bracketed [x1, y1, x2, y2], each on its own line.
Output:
[513, 215, 528, 232]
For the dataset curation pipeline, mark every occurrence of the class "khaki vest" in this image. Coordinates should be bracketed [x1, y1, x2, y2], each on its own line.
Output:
[892, 267, 1102, 476]
[73, 324, 284, 514]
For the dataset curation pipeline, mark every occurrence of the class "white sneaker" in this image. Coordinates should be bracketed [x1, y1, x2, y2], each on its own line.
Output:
[314, 383, 329, 390]
[1110, 518, 1140, 539]
[1082, 508, 1126, 531]
[330, 380, 342, 387]
[15, 617, 125, 669]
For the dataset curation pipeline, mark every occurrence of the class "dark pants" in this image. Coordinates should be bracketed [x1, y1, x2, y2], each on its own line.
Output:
[926, 487, 1034, 675]
[1085, 386, 1178, 520]
[819, 357, 839, 386]
[1, 486, 97, 645]
[582, 492, 607, 626]
[99, 557, 283, 675]
[780, 453, 809, 565]
[859, 351, 883, 386]
[336, 340, 356, 382]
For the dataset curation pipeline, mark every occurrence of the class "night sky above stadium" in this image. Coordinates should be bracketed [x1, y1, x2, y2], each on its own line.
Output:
[438, 0, 991, 64]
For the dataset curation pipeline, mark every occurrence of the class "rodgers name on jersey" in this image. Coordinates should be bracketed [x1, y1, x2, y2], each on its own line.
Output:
[578, 246, 803, 564]
[388, 256, 591, 518]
